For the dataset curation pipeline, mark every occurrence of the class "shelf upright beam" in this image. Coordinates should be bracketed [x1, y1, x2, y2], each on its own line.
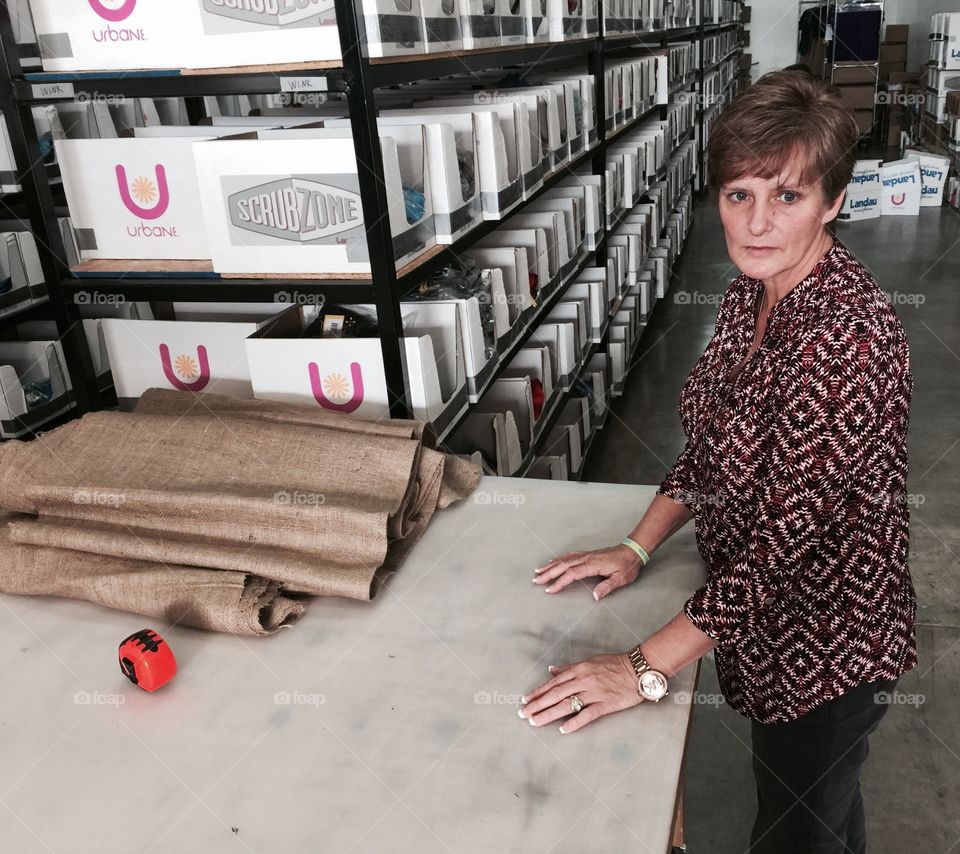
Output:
[335, 0, 412, 420]
[0, 10, 102, 414]
[589, 0, 608, 268]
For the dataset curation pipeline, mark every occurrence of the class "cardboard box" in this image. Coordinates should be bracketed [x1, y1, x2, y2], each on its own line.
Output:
[879, 61, 905, 83]
[880, 158, 922, 215]
[101, 305, 280, 407]
[885, 24, 908, 44]
[194, 130, 435, 276]
[28, 0, 424, 70]
[247, 303, 467, 434]
[459, 0, 501, 49]
[0, 340, 75, 438]
[421, 0, 463, 52]
[838, 188, 881, 222]
[948, 90, 960, 116]
[840, 85, 878, 111]
[879, 43, 908, 64]
[904, 149, 951, 206]
[833, 63, 879, 85]
[56, 128, 246, 263]
[741, 5, 751, 24]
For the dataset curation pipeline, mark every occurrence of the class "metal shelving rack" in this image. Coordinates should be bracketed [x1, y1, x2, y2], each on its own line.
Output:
[0, 0, 742, 450]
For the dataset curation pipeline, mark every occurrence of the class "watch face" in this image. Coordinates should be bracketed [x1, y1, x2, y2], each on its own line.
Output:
[639, 670, 669, 701]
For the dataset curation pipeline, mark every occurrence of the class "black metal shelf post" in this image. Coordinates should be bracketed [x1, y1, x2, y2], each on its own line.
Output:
[337, 0, 412, 420]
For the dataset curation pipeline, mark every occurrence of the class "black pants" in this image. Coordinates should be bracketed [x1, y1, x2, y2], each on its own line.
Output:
[749, 677, 898, 854]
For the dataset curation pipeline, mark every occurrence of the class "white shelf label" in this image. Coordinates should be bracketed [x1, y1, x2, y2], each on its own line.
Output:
[281, 77, 329, 93]
[32, 81, 75, 99]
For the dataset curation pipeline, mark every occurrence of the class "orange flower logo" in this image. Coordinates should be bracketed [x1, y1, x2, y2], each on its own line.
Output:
[131, 176, 157, 204]
[323, 373, 351, 400]
[174, 354, 199, 380]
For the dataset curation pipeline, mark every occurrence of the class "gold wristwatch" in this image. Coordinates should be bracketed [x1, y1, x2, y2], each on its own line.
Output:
[628, 644, 669, 702]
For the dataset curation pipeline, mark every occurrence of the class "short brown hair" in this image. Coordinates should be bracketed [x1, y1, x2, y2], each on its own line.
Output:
[708, 70, 860, 203]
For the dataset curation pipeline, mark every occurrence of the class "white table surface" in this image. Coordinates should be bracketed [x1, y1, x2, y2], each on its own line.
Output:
[0, 478, 707, 854]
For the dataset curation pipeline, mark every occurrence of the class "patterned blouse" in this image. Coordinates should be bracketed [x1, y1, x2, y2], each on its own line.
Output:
[658, 238, 918, 724]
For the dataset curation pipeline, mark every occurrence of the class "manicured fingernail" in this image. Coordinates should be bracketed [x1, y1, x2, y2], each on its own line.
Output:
[593, 591, 599, 601]
[559, 727, 566, 735]
[517, 709, 526, 719]
[534, 567, 545, 573]
[521, 695, 527, 704]
[545, 587, 553, 593]
[548, 666, 557, 673]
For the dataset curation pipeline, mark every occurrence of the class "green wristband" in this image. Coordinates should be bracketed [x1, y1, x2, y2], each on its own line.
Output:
[621, 537, 650, 566]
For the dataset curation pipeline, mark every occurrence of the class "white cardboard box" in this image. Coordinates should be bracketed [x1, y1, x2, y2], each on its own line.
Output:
[904, 149, 951, 207]
[245, 303, 467, 435]
[28, 0, 422, 70]
[194, 131, 435, 275]
[838, 188, 881, 222]
[880, 159, 923, 216]
[0, 340, 74, 439]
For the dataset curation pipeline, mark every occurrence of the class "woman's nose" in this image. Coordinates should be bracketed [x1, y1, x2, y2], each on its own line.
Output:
[748, 199, 773, 236]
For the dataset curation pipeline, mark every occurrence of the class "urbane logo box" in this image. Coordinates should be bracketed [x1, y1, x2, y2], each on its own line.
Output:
[309, 362, 365, 412]
[88, 0, 138, 22]
[227, 178, 363, 244]
[116, 164, 171, 220]
[159, 344, 211, 392]
[201, 0, 333, 27]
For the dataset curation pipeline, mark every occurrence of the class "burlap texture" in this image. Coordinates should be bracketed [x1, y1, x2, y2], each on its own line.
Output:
[0, 390, 480, 634]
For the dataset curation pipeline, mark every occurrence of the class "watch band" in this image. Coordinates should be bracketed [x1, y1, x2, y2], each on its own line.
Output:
[628, 644, 652, 678]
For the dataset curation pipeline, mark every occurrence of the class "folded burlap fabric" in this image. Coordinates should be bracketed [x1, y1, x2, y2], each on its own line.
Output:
[0, 390, 480, 635]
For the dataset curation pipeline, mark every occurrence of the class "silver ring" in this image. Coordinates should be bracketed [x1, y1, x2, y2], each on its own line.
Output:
[570, 695, 584, 714]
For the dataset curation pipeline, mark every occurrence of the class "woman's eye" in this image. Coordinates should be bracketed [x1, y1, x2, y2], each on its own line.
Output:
[779, 191, 798, 203]
[728, 191, 749, 202]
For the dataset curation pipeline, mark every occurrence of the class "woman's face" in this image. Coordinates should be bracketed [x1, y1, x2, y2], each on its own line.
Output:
[718, 164, 845, 286]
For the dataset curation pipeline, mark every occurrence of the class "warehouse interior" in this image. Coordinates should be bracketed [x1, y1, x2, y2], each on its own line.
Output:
[0, 0, 958, 851]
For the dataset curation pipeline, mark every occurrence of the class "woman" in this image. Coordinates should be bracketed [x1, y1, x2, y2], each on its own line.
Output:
[518, 70, 917, 853]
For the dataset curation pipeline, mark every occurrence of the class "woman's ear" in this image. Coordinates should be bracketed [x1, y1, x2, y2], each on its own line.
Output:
[822, 189, 846, 224]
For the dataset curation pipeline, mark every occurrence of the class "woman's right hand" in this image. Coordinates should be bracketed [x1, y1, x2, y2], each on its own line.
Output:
[533, 545, 644, 600]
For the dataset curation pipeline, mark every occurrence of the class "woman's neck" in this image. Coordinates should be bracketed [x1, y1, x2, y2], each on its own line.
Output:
[762, 230, 834, 306]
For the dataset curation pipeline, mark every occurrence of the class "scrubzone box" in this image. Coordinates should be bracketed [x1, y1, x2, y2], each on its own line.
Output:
[245, 303, 468, 435]
[194, 129, 435, 275]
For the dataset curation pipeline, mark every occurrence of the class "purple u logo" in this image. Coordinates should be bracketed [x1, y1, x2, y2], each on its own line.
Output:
[88, 0, 137, 22]
[116, 164, 170, 220]
[159, 344, 211, 392]
[309, 362, 365, 413]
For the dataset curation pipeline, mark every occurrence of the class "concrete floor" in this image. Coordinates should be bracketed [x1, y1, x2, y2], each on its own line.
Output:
[583, 202, 960, 853]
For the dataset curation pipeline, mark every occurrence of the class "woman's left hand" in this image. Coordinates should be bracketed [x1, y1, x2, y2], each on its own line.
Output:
[518, 653, 641, 734]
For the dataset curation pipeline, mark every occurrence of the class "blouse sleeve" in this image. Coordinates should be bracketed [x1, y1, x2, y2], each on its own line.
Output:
[683, 309, 908, 645]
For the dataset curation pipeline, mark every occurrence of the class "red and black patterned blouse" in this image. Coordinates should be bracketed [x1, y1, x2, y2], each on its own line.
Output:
[658, 238, 918, 724]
